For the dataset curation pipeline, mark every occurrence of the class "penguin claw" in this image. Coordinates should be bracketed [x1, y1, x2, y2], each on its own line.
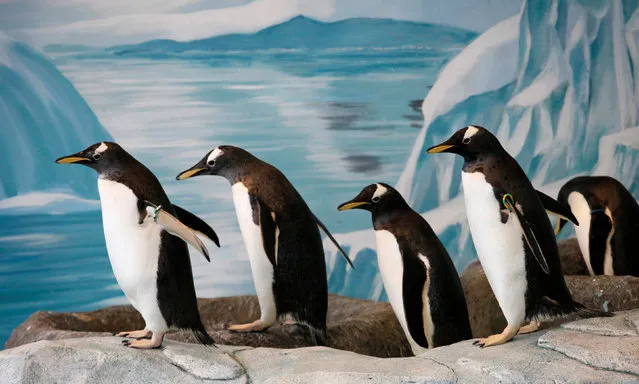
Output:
[122, 340, 131, 346]
[473, 341, 486, 348]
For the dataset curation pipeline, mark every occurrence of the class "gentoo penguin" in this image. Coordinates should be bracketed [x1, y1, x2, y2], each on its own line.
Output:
[338, 183, 472, 355]
[56, 142, 219, 349]
[426, 126, 611, 348]
[556, 176, 639, 276]
[176, 145, 353, 345]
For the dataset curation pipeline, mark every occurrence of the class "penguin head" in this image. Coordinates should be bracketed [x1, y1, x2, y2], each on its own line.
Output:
[55, 142, 122, 174]
[176, 145, 247, 181]
[426, 125, 501, 160]
[338, 183, 408, 214]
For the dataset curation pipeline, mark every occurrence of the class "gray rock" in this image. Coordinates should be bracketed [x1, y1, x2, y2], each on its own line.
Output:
[161, 342, 244, 380]
[561, 310, 639, 336]
[8, 237, 625, 358]
[0, 337, 247, 384]
[422, 328, 637, 384]
[538, 329, 639, 376]
[3, 310, 639, 383]
[233, 346, 455, 384]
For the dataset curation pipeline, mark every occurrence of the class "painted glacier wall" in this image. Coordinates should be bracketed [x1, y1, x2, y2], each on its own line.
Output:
[326, 0, 639, 300]
[0, 33, 112, 203]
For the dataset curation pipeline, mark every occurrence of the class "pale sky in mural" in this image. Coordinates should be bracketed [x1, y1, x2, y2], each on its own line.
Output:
[1, 0, 524, 47]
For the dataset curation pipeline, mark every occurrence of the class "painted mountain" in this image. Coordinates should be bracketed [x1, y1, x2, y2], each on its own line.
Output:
[107, 16, 477, 54]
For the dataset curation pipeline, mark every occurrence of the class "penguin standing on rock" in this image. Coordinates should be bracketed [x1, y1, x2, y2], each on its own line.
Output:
[176, 145, 353, 345]
[427, 126, 612, 348]
[338, 183, 472, 355]
[556, 176, 639, 276]
[56, 142, 219, 349]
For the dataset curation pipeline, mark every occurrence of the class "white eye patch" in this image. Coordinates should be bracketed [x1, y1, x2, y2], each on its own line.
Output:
[463, 126, 479, 139]
[207, 147, 224, 164]
[95, 142, 108, 154]
[373, 183, 388, 200]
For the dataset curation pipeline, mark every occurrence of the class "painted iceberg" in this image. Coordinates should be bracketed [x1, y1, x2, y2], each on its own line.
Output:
[325, 0, 639, 300]
[0, 34, 112, 205]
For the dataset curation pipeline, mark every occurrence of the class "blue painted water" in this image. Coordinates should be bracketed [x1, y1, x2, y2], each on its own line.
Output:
[0, 35, 470, 346]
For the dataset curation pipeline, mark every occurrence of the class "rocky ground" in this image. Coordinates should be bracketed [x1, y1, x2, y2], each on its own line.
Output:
[2, 238, 638, 382]
[2, 309, 638, 383]
[5, 294, 413, 357]
[7, 239, 639, 356]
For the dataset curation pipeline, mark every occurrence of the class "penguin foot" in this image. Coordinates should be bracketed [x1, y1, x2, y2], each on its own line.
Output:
[116, 329, 151, 339]
[473, 325, 518, 348]
[227, 320, 270, 333]
[281, 319, 297, 326]
[122, 333, 164, 349]
[517, 321, 541, 335]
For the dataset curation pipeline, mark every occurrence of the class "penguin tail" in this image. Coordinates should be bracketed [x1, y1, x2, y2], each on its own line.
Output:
[572, 302, 614, 319]
[308, 325, 328, 346]
[192, 324, 217, 347]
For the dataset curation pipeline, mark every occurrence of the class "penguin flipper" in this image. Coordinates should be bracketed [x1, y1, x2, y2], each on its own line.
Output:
[536, 190, 579, 225]
[172, 204, 221, 247]
[588, 209, 613, 275]
[503, 194, 550, 275]
[143, 201, 211, 262]
[250, 195, 277, 267]
[313, 214, 354, 269]
[398, 244, 430, 349]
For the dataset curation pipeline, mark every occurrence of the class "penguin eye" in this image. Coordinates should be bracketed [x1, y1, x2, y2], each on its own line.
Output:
[207, 160, 215, 167]
[92, 153, 101, 161]
[372, 196, 380, 203]
[462, 137, 471, 144]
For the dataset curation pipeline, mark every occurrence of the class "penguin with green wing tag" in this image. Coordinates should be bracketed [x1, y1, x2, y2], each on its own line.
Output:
[427, 126, 611, 348]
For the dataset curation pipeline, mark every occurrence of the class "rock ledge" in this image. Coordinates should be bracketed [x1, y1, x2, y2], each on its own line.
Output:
[2, 309, 639, 383]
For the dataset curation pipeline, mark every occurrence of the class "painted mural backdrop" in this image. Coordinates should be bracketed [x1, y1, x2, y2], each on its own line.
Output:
[0, 0, 637, 347]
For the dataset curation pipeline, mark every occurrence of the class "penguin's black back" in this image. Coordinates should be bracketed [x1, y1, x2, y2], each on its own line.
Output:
[559, 176, 639, 276]
[374, 206, 472, 348]
[102, 145, 210, 341]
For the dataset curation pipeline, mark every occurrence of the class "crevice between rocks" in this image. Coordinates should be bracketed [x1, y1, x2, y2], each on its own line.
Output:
[165, 357, 248, 383]
[222, 348, 253, 384]
[420, 357, 459, 384]
[536, 339, 638, 378]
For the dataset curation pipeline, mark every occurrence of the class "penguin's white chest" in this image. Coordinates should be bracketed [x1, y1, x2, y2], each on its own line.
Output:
[232, 182, 277, 323]
[568, 192, 595, 275]
[461, 171, 527, 326]
[97, 178, 166, 330]
[375, 230, 429, 355]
